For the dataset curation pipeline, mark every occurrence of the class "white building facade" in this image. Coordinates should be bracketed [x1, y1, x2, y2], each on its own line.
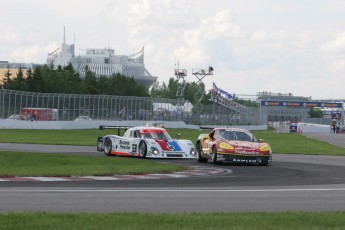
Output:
[47, 30, 157, 88]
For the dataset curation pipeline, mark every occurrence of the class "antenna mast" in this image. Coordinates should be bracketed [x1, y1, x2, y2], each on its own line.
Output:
[63, 26, 66, 44]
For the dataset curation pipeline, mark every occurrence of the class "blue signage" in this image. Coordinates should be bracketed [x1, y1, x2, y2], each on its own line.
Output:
[261, 101, 343, 108]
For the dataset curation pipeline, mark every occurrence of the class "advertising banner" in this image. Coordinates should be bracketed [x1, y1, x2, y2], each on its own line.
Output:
[261, 101, 343, 108]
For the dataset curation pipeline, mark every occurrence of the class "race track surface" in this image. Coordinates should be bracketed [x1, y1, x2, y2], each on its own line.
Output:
[1, 140, 345, 213]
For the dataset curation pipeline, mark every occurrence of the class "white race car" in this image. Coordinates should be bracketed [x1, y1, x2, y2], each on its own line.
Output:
[97, 125, 196, 159]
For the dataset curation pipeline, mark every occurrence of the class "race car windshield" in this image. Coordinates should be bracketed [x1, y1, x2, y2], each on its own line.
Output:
[215, 130, 253, 142]
[152, 131, 172, 140]
[141, 130, 172, 140]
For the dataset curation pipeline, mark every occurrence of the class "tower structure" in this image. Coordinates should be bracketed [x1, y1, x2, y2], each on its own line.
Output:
[174, 62, 187, 113]
[192, 66, 213, 118]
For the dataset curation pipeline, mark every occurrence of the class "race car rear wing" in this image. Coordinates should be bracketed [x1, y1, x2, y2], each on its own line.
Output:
[199, 126, 232, 130]
[99, 125, 131, 135]
[199, 126, 214, 130]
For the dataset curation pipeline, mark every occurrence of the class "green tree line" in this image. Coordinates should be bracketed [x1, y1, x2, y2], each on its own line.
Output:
[0, 64, 149, 97]
[1, 64, 260, 108]
[0, 64, 209, 103]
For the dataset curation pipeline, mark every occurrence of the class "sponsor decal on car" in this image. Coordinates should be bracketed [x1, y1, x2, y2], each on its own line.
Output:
[132, 144, 137, 152]
[119, 140, 130, 149]
[235, 150, 260, 155]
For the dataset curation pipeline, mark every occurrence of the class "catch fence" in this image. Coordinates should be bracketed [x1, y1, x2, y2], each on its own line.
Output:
[0, 89, 264, 125]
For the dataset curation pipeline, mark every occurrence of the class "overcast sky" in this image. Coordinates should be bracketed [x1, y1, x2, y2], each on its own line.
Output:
[1, 0, 345, 100]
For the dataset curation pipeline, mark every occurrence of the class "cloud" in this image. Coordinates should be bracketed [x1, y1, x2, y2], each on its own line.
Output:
[171, 8, 241, 66]
[1, 0, 345, 99]
[0, 34, 20, 44]
[252, 30, 268, 41]
[332, 59, 345, 70]
[9, 42, 59, 63]
[320, 31, 345, 53]
[251, 29, 290, 43]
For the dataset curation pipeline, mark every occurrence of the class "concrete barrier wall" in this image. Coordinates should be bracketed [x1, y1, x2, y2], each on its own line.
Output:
[0, 119, 267, 131]
[301, 118, 333, 125]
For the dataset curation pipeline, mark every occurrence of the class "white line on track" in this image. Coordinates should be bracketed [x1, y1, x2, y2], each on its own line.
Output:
[3, 188, 345, 193]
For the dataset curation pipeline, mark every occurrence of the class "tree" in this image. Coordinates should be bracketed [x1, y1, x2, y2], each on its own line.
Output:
[82, 65, 98, 94]
[1, 68, 12, 89]
[310, 108, 324, 118]
[15, 67, 27, 91]
[149, 77, 209, 104]
[233, 98, 259, 107]
[27, 66, 44, 92]
[184, 81, 207, 104]
[149, 81, 161, 98]
[1, 67, 27, 90]
[1, 63, 150, 97]
[149, 80, 169, 98]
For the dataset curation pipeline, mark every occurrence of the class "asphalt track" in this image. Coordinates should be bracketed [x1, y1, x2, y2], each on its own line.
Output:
[1, 133, 345, 213]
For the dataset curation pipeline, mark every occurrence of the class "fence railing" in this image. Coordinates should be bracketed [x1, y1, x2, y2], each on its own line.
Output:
[0, 89, 265, 125]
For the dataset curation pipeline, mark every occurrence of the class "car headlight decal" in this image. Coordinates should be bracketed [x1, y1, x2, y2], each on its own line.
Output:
[150, 147, 159, 155]
[190, 148, 195, 156]
[259, 145, 270, 152]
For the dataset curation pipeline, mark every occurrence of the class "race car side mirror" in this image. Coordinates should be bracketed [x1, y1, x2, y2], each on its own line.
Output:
[258, 139, 264, 143]
[176, 133, 181, 139]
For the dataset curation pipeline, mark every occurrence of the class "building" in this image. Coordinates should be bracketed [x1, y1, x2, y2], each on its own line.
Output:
[257, 92, 311, 122]
[257, 91, 344, 124]
[47, 29, 157, 88]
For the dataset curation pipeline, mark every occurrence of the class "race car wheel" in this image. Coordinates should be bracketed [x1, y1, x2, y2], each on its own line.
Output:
[197, 141, 208, 163]
[103, 137, 112, 156]
[138, 141, 147, 158]
[212, 146, 219, 165]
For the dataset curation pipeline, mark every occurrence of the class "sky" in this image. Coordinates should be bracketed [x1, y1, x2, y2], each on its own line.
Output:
[1, 0, 345, 100]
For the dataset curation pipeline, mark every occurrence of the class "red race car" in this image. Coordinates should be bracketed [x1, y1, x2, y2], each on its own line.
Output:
[196, 127, 272, 165]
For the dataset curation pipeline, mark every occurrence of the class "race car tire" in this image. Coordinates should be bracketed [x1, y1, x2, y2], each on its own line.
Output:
[138, 141, 147, 158]
[104, 137, 112, 156]
[197, 141, 208, 163]
[212, 146, 219, 165]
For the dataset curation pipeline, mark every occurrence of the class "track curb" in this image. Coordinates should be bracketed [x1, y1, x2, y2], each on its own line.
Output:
[0, 166, 231, 182]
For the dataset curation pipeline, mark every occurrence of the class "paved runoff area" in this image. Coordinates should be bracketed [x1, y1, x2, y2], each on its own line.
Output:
[303, 132, 345, 149]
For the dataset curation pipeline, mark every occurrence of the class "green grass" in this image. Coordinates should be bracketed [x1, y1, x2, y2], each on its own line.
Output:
[0, 151, 186, 177]
[1, 212, 345, 230]
[0, 128, 200, 146]
[0, 128, 344, 155]
[0, 129, 102, 145]
[252, 131, 345, 155]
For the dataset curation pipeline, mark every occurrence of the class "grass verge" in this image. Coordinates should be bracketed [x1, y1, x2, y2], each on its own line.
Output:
[1, 212, 345, 230]
[0, 151, 186, 177]
[252, 130, 345, 155]
[0, 128, 344, 155]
